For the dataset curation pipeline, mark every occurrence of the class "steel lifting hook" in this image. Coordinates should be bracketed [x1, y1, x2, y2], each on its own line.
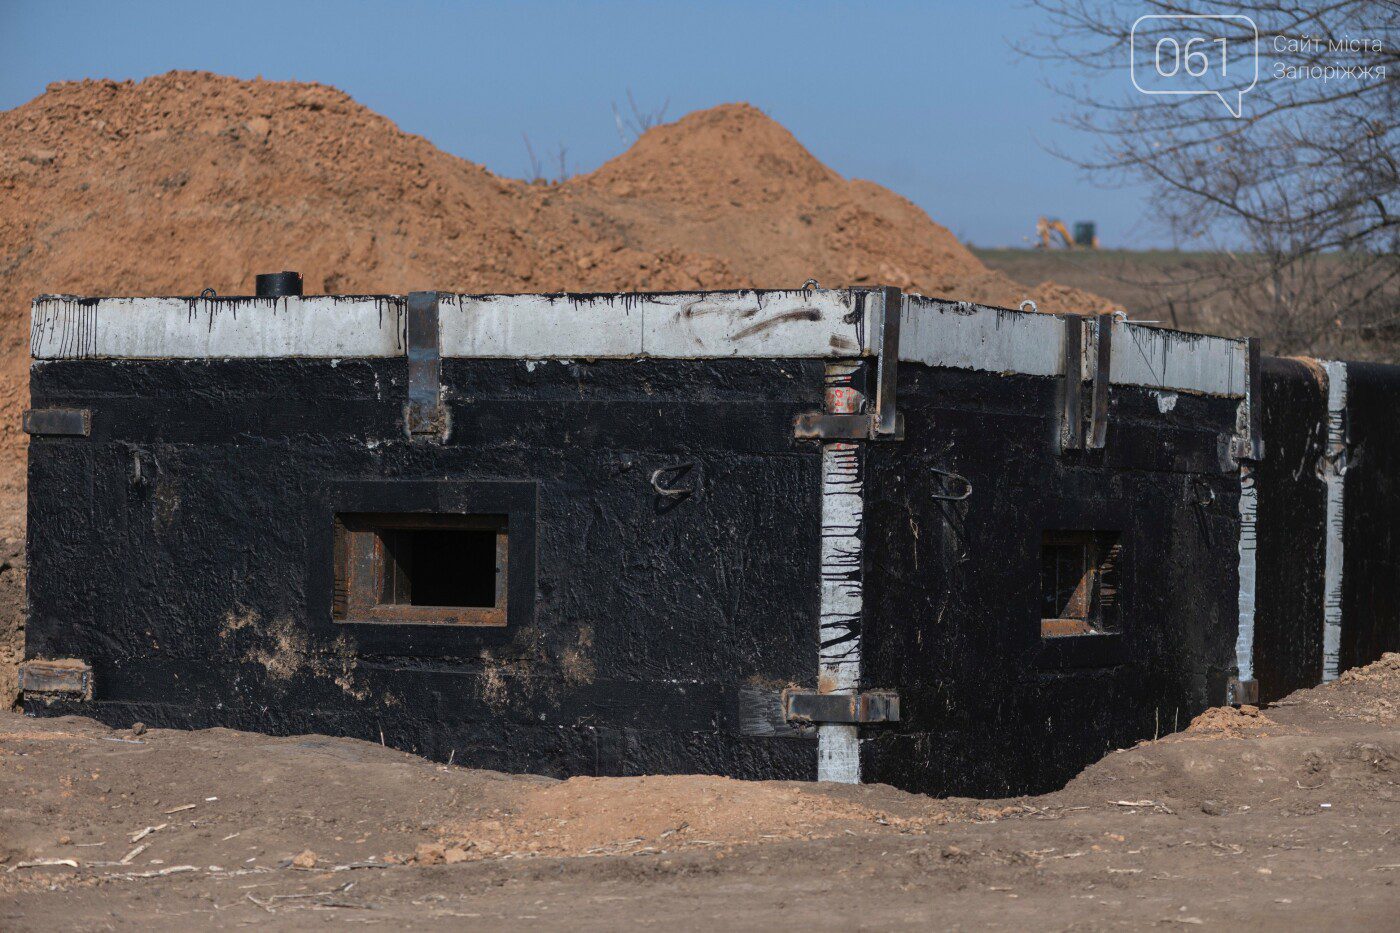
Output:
[930, 467, 973, 501]
[650, 462, 696, 498]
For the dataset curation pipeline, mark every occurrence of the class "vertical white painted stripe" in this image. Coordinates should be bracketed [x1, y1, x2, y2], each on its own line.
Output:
[817, 362, 862, 784]
[1235, 464, 1257, 683]
[1321, 360, 1348, 682]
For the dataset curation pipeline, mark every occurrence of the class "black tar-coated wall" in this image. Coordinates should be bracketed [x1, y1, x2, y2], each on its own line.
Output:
[27, 355, 1243, 795]
[861, 368, 1239, 796]
[28, 358, 826, 780]
[1254, 357, 1328, 701]
[1341, 363, 1400, 671]
[1253, 357, 1400, 701]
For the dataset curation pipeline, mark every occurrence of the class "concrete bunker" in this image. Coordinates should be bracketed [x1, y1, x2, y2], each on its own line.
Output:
[22, 282, 1285, 795]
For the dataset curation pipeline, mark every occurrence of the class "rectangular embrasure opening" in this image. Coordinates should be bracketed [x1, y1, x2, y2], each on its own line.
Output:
[1040, 530, 1121, 638]
[380, 528, 499, 607]
[334, 513, 508, 626]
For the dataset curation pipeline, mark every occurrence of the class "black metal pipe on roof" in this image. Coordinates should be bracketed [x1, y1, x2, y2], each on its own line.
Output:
[255, 271, 303, 298]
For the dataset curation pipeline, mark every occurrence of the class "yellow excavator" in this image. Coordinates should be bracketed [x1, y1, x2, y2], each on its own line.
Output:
[1035, 217, 1099, 250]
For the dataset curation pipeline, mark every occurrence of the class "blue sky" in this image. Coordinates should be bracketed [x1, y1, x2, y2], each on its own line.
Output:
[0, 0, 1160, 248]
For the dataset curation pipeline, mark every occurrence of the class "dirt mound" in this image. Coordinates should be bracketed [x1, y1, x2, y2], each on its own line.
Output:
[1334, 650, 1400, 689]
[1024, 279, 1117, 315]
[1052, 653, 1400, 816]
[1181, 703, 1277, 738]
[1304, 651, 1400, 724]
[574, 105, 1116, 316]
[431, 774, 944, 860]
[576, 104, 986, 296]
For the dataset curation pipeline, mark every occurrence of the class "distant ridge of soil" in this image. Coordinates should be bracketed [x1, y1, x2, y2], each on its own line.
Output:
[0, 71, 1109, 518]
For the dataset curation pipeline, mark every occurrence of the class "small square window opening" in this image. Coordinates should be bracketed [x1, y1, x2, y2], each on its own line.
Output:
[1039, 530, 1121, 638]
[333, 513, 508, 626]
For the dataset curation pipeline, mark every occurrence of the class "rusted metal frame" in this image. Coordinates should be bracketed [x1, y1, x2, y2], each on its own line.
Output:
[1087, 313, 1113, 450]
[377, 528, 411, 605]
[1042, 530, 1096, 621]
[335, 513, 508, 627]
[793, 286, 904, 441]
[22, 408, 91, 437]
[19, 659, 93, 699]
[344, 513, 506, 531]
[493, 531, 508, 610]
[784, 689, 900, 724]
[356, 603, 507, 627]
[1039, 530, 1123, 639]
[331, 516, 350, 617]
[339, 520, 381, 620]
[1041, 618, 1096, 637]
[793, 412, 880, 440]
[874, 284, 902, 437]
[1060, 314, 1085, 451]
[405, 290, 448, 440]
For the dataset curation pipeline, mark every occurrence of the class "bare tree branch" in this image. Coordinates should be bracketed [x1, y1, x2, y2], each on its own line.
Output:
[1023, 0, 1399, 357]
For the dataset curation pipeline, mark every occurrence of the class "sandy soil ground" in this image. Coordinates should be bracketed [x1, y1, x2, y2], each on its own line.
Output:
[1, 654, 1395, 930]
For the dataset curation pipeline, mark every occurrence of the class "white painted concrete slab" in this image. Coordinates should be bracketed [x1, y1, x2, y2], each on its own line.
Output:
[32, 296, 404, 359]
[641, 291, 865, 359]
[440, 294, 644, 359]
[901, 298, 1064, 377]
[1110, 319, 1246, 397]
[32, 291, 1247, 398]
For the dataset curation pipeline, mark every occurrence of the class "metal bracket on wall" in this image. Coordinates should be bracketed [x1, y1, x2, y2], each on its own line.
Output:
[1226, 676, 1259, 706]
[1232, 336, 1266, 462]
[1247, 337, 1264, 460]
[19, 659, 93, 700]
[22, 408, 91, 437]
[404, 290, 449, 441]
[1060, 314, 1085, 451]
[792, 285, 905, 441]
[783, 689, 900, 724]
[793, 412, 905, 441]
[1087, 312, 1113, 450]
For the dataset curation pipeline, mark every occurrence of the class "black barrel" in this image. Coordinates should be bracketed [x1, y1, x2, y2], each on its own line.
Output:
[255, 271, 303, 297]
